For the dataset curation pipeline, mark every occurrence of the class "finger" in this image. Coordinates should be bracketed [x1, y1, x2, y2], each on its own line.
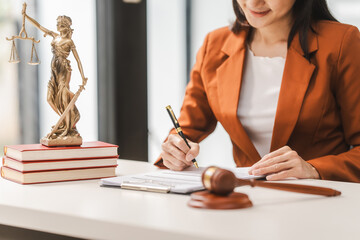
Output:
[266, 169, 296, 181]
[186, 142, 200, 163]
[264, 146, 292, 159]
[259, 146, 292, 163]
[160, 149, 190, 169]
[249, 153, 288, 175]
[252, 160, 294, 176]
[250, 146, 292, 171]
[251, 150, 297, 171]
[168, 134, 189, 153]
[163, 159, 185, 171]
[161, 141, 187, 164]
[161, 152, 188, 171]
[188, 140, 199, 152]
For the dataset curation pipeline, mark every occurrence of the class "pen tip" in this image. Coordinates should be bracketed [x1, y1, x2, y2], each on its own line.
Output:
[194, 162, 199, 168]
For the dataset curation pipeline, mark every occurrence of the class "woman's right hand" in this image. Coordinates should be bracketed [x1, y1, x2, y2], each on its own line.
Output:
[161, 134, 200, 171]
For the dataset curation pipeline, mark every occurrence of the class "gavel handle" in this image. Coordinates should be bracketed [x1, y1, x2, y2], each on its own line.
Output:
[238, 179, 341, 197]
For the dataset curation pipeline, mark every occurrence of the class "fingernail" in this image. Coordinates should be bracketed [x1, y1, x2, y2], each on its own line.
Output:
[186, 154, 194, 162]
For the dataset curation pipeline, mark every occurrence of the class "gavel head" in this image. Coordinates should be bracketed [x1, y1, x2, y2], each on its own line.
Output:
[202, 166, 237, 196]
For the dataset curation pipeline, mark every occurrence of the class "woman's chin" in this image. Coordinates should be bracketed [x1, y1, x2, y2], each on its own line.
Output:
[246, 18, 272, 29]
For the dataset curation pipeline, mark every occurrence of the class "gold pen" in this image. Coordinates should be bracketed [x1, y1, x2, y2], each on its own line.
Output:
[166, 105, 199, 168]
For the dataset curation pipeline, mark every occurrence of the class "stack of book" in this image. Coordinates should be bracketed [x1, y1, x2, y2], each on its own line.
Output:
[1, 141, 118, 184]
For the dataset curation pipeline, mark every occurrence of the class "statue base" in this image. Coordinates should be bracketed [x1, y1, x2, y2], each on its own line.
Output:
[40, 135, 82, 147]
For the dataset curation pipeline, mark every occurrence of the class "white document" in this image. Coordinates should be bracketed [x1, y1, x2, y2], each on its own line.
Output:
[100, 166, 263, 194]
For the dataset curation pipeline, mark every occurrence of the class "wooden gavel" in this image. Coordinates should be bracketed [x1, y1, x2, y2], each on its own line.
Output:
[201, 166, 341, 197]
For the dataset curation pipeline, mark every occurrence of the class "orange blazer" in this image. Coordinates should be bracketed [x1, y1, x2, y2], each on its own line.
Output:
[155, 21, 360, 182]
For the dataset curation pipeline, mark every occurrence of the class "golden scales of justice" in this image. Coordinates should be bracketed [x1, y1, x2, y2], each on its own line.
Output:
[6, 4, 40, 65]
[6, 3, 88, 147]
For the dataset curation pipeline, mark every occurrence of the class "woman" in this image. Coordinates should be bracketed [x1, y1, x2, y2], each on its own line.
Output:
[25, 13, 87, 139]
[156, 0, 360, 182]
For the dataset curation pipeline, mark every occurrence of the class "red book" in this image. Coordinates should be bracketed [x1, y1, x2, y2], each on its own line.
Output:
[1, 166, 116, 184]
[4, 141, 118, 161]
[2, 156, 118, 172]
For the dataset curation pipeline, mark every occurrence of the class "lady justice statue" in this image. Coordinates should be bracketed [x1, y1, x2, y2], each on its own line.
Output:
[7, 3, 88, 146]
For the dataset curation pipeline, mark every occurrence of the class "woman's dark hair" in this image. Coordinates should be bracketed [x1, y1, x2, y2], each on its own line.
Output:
[232, 0, 337, 60]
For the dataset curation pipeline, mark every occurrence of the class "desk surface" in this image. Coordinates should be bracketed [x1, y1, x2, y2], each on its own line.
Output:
[0, 160, 359, 240]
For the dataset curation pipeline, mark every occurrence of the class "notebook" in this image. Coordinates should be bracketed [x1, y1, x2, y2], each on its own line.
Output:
[100, 166, 264, 194]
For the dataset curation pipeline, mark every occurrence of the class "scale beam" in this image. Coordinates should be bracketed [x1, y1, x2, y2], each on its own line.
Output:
[6, 35, 40, 43]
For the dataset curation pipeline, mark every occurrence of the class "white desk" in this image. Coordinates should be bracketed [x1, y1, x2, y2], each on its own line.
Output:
[0, 159, 359, 240]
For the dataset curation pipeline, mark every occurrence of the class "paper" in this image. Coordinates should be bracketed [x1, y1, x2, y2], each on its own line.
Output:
[232, 167, 264, 179]
[100, 166, 263, 194]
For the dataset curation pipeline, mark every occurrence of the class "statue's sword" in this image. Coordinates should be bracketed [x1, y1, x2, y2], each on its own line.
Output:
[47, 84, 86, 138]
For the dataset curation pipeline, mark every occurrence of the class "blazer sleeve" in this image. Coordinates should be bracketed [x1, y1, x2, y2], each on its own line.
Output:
[307, 26, 360, 182]
[154, 33, 218, 168]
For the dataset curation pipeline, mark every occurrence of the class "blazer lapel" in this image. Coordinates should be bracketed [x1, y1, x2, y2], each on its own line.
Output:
[270, 32, 318, 151]
[216, 28, 261, 162]
[215, 28, 318, 161]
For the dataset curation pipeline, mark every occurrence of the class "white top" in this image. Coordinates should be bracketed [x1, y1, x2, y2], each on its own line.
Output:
[238, 47, 286, 157]
[0, 159, 359, 240]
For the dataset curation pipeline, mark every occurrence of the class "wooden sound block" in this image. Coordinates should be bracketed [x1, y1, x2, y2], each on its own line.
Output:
[188, 190, 253, 210]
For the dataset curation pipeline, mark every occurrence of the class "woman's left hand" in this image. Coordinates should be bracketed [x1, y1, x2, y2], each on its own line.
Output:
[248, 146, 320, 180]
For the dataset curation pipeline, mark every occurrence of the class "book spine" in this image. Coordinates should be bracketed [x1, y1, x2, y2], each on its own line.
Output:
[3, 175, 116, 185]
[4, 155, 119, 163]
[3, 165, 118, 174]
[5, 155, 119, 162]
[21, 165, 118, 173]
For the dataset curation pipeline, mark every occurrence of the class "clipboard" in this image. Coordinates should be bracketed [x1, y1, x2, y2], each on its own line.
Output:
[100, 166, 264, 194]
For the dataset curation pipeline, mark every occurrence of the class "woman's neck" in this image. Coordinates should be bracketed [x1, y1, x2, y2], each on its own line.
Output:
[253, 24, 290, 45]
[250, 15, 293, 58]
